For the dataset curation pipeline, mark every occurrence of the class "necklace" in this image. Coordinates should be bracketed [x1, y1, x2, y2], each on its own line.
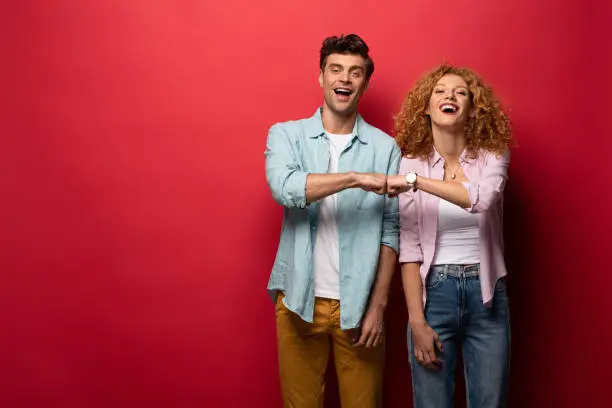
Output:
[444, 162, 461, 180]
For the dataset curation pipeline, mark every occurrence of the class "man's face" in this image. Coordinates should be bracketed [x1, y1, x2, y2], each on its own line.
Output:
[319, 53, 369, 117]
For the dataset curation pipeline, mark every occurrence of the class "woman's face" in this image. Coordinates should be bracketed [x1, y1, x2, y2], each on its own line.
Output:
[426, 74, 473, 130]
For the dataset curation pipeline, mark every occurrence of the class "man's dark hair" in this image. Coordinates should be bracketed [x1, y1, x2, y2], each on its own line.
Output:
[319, 34, 374, 79]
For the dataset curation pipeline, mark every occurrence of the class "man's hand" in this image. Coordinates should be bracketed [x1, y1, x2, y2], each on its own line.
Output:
[410, 320, 444, 370]
[386, 175, 413, 197]
[353, 304, 385, 348]
[354, 172, 387, 195]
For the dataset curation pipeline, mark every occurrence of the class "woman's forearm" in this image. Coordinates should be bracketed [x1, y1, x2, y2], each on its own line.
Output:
[387, 175, 470, 208]
[415, 177, 471, 208]
[401, 262, 426, 324]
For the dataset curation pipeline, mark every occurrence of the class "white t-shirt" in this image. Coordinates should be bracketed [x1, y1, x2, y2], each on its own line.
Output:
[431, 198, 481, 265]
[313, 132, 352, 299]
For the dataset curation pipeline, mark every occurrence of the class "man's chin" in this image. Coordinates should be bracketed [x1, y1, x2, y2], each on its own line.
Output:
[328, 103, 358, 117]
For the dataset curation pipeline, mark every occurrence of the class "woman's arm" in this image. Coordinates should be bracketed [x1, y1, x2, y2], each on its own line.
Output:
[397, 163, 443, 370]
[387, 150, 510, 213]
[402, 263, 443, 371]
[409, 177, 470, 208]
[401, 262, 426, 326]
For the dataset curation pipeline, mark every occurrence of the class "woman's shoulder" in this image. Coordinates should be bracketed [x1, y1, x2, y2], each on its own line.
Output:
[475, 148, 511, 165]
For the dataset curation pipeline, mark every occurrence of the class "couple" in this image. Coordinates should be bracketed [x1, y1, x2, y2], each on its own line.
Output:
[264, 34, 512, 408]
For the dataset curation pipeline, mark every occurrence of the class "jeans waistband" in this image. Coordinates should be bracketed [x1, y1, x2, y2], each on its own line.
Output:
[429, 263, 480, 278]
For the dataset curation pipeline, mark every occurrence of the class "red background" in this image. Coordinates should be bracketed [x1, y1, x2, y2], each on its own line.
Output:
[2, 1, 611, 407]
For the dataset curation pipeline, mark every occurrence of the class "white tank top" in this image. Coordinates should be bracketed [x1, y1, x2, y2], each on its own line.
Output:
[431, 198, 480, 265]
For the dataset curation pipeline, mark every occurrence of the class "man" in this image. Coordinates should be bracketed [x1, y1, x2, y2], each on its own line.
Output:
[264, 34, 400, 408]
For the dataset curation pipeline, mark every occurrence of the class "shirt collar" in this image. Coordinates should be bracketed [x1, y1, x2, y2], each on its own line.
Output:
[305, 107, 369, 144]
[431, 146, 474, 167]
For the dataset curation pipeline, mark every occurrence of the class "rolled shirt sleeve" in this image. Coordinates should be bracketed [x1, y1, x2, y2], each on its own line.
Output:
[398, 158, 423, 264]
[462, 150, 510, 213]
[381, 143, 401, 253]
[264, 124, 309, 209]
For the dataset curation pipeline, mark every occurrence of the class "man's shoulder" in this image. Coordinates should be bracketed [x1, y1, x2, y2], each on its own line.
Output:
[359, 120, 396, 149]
[268, 113, 317, 136]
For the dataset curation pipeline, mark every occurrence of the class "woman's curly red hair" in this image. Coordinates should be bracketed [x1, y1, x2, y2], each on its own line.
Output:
[394, 64, 513, 159]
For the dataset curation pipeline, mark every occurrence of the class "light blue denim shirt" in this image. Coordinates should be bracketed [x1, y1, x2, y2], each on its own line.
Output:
[264, 108, 400, 330]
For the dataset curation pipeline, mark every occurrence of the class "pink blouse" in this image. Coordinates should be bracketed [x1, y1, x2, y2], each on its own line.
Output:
[398, 148, 510, 306]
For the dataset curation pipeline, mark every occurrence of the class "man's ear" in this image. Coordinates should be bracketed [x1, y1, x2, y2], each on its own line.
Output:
[319, 72, 323, 88]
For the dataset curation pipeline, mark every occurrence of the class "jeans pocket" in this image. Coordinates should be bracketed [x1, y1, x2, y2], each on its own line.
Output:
[426, 270, 448, 289]
[495, 277, 507, 293]
[493, 278, 510, 318]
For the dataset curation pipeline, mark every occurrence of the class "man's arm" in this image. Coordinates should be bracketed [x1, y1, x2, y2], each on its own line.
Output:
[265, 124, 387, 208]
[354, 143, 401, 348]
[305, 172, 387, 204]
[368, 245, 398, 312]
[366, 143, 402, 312]
[354, 244, 397, 347]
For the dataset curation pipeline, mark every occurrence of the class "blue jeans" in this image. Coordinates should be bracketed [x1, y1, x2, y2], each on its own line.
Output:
[408, 264, 510, 408]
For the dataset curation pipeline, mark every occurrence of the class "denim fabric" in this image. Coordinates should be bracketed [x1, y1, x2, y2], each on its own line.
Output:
[408, 264, 510, 408]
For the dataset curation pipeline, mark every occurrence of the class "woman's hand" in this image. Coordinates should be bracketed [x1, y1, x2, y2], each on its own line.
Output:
[411, 320, 444, 370]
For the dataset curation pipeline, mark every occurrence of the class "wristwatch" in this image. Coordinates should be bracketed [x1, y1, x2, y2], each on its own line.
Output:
[404, 171, 418, 187]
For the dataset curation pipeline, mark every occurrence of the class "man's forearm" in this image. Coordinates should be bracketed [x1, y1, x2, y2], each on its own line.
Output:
[305, 172, 358, 204]
[367, 245, 398, 311]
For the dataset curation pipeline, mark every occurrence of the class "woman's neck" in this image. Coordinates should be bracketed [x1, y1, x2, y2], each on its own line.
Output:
[432, 124, 466, 162]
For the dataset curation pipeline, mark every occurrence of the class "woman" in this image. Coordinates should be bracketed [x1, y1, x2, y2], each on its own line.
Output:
[386, 64, 514, 408]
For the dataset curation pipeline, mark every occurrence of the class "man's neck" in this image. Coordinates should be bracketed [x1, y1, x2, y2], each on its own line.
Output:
[432, 124, 466, 162]
[321, 105, 357, 135]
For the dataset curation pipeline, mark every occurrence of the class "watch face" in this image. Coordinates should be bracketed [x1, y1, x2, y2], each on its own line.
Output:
[406, 172, 417, 184]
